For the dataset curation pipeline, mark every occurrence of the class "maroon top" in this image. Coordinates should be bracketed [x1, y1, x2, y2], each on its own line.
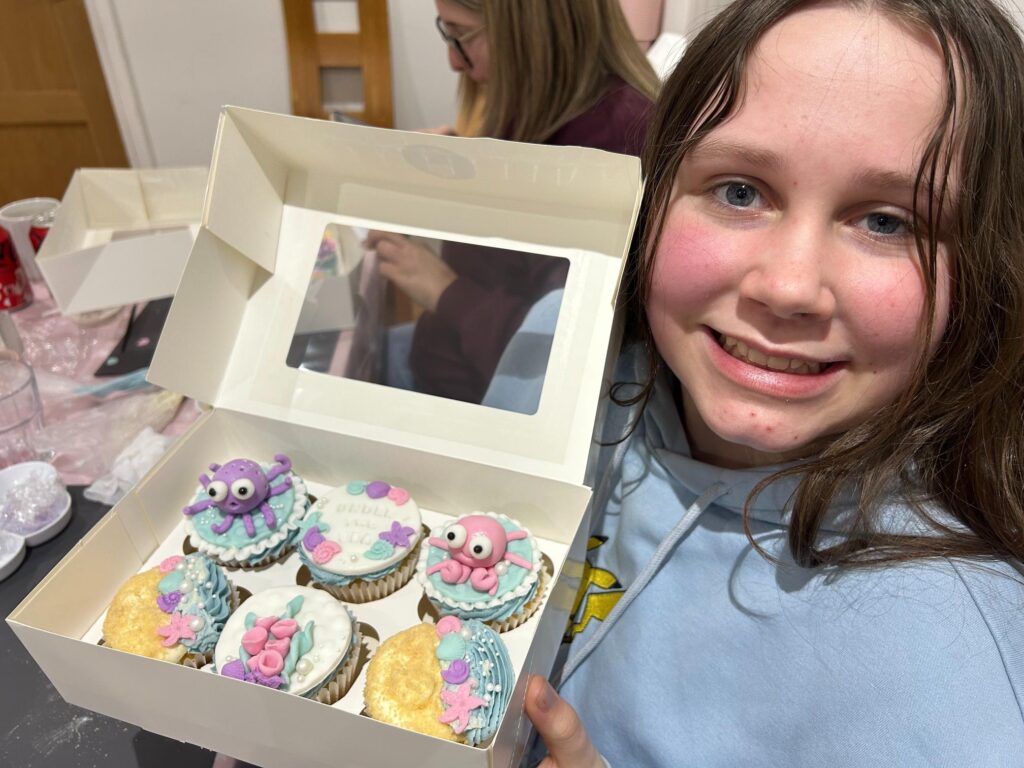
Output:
[408, 78, 652, 404]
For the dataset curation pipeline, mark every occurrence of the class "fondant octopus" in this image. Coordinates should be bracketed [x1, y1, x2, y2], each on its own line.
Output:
[182, 455, 293, 537]
[427, 514, 532, 595]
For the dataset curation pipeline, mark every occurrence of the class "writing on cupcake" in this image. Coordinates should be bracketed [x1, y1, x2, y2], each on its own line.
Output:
[219, 595, 315, 690]
[182, 454, 294, 538]
[427, 515, 532, 596]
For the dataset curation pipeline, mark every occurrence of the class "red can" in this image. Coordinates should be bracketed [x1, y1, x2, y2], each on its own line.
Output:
[28, 206, 55, 253]
[0, 227, 34, 311]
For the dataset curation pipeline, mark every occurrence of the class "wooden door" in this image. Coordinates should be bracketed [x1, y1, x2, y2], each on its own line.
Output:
[0, 0, 128, 203]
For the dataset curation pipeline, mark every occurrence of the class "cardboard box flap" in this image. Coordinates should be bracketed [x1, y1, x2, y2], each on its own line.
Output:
[150, 106, 642, 485]
[36, 167, 207, 314]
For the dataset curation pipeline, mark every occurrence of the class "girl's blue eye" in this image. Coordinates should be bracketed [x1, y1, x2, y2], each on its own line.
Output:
[865, 212, 906, 236]
[720, 182, 759, 208]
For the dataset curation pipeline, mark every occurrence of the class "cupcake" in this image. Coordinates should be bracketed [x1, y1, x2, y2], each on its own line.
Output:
[214, 586, 359, 704]
[417, 512, 546, 631]
[103, 553, 235, 664]
[365, 617, 514, 746]
[182, 454, 309, 569]
[298, 480, 423, 602]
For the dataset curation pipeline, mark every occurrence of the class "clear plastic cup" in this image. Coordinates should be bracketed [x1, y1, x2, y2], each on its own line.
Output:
[0, 355, 42, 469]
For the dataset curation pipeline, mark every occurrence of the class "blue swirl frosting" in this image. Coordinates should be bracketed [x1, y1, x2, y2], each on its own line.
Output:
[440, 619, 514, 746]
[158, 554, 233, 654]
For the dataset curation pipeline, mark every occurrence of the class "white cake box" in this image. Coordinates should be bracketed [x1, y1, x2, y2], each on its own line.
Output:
[36, 166, 207, 314]
[8, 106, 641, 768]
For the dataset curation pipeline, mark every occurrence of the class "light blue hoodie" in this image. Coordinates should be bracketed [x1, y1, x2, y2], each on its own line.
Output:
[551, 349, 1024, 766]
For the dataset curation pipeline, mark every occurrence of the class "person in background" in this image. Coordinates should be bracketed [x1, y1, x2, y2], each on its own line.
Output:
[368, 0, 659, 406]
[519, 0, 1024, 765]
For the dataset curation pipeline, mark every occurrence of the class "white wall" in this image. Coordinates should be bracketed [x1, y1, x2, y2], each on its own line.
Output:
[88, 0, 457, 168]
[661, 0, 731, 38]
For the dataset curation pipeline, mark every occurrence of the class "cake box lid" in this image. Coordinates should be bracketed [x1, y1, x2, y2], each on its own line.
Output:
[148, 106, 642, 486]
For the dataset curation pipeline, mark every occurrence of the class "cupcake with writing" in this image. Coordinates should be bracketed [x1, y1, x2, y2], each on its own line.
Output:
[103, 553, 236, 665]
[298, 480, 423, 602]
[417, 512, 547, 632]
[364, 617, 515, 746]
[182, 454, 309, 569]
[214, 585, 359, 704]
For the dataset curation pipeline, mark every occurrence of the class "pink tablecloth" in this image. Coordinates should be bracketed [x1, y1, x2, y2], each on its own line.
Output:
[11, 282, 198, 485]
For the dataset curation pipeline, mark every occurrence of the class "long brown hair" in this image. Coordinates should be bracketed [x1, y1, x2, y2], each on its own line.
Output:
[623, 0, 1024, 568]
[446, 0, 660, 141]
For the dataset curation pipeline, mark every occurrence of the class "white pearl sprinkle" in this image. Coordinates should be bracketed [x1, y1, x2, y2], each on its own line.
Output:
[296, 658, 313, 675]
[179, 580, 193, 593]
[460, 628, 472, 640]
[494, 684, 501, 692]
[175, 562, 185, 571]
[495, 561, 508, 576]
[205, 581, 213, 589]
[486, 683, 494, 692]
[189, 617, 205, 631]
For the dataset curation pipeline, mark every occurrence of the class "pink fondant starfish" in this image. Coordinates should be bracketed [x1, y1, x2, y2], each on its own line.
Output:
[438, 682, 486, 734]
[156, 612, 196, 647]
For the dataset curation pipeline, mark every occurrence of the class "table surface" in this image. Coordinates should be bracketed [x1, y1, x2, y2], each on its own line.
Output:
[1, 488, 217, 768]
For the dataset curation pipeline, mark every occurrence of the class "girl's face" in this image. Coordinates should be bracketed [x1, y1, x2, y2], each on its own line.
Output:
[436, 0, 489, 83]
[648, 5, 953, 469]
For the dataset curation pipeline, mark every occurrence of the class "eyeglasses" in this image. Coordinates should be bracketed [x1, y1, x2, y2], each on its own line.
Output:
[435, 16, 484, 68]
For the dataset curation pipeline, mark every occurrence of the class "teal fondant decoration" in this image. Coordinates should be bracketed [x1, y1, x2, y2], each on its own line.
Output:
[283, 621, 316, 686]
[158, 570, 184, 593]
[363, 540, 395, 560]
[299, 511, 327, 536]
[437, 633, 467, 661]
[346, 481, 366, 495]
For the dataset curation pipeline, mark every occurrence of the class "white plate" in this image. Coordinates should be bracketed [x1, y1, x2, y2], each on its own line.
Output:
[0, 461, 72, 546]
[0, 530, 26, 581]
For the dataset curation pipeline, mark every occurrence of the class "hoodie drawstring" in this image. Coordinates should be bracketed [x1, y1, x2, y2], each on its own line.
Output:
[560, 480, 730, 684]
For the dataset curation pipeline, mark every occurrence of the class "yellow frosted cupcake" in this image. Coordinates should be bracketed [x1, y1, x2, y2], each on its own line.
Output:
[365, 617, 515, 746]
[103, 554, 235, 663]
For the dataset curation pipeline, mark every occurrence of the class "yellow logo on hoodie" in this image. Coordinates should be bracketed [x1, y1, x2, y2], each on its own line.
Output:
[565, 535, 623, 641]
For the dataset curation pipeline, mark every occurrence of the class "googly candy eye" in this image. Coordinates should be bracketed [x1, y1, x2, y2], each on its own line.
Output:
[467, 533, 493, 560]
[231, 478, 256, 499]
[207, 480, 229, 502]
[443, 523, 467, 549]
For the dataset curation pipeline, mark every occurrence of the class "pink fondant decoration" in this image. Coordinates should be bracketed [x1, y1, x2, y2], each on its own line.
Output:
[270, 618, 298, 639]
[256, 649, 285, 677]
[254, 616, 277, 630]
[242, 626, 269, 656]
[436, 615, 462, 637]
[471, 568, 499, 596]
[156, 612, 197, 647]
[265, 636, 291, 657]
[313, 540, 342, 565]
[438, 682, 487, 734]
[159, 555, 184, 573]
[387, 486, 410, 505]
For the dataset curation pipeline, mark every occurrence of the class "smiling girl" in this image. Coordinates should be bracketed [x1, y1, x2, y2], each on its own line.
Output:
[522, 1, 1024, 765]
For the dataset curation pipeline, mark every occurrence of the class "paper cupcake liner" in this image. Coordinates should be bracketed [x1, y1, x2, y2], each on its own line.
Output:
[487, 561, 552, 634]
[314, 624, 363, 705]
[315, 530, 426, 604]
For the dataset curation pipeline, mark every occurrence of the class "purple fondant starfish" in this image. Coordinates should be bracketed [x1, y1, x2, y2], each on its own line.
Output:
[380, 520, 416, 548]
